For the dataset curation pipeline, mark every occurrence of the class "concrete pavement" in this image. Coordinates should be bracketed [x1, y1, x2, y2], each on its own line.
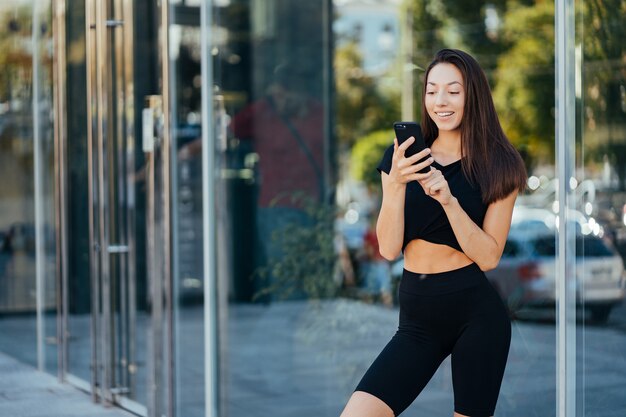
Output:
[0, 351, 133, 417]
[1, 299, 625, 416]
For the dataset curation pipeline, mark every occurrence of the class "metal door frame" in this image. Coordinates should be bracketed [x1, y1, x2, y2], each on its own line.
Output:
[52, 0, 173, 415]
[86, 0, 135, 407]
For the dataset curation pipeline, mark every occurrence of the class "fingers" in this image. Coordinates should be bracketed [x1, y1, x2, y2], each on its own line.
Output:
[405, 147, 432, 165]
[401, 156, 433, 176]
[396, 147, 432, 173]
[394, 136, 414, 158]
[391, 138, 437, 185]
[421, 169, 443, 187]
[405, 167, 434, 183]
[420, 170, 447, 194]
[426, 181, 446, 195]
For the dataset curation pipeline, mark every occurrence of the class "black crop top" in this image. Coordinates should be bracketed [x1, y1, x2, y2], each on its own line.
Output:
[376, 144, 488, 253]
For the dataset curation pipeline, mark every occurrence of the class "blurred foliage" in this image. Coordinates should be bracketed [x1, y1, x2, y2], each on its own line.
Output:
[406, 0, 508, 65]
[351, 130, 394, 189]
[400, 0, 556, 170]
[0, 7, 34, 101]
[398, 0, 625, 176]
[254, 192, 339, 300]
[578, 0, 626, 188]
[335, 41, 400, 146]
[492, 0, 555, 166]
[404, 0, 509, 120]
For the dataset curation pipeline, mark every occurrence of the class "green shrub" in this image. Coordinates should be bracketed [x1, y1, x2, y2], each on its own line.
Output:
[351, 130, 394, 188]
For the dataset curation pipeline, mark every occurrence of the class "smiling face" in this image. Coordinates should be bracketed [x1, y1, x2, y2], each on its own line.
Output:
[424, 63, 465, 133]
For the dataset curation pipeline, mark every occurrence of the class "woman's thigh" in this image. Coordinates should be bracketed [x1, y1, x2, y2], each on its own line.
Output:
[354, 332, 445, 416]
[451, 284, 511, 417]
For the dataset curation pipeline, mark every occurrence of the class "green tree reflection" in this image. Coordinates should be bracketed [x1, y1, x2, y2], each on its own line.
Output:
[335, 41, 400, 147]
[580, 0, 626, 189]
[492, 0, 555, 166]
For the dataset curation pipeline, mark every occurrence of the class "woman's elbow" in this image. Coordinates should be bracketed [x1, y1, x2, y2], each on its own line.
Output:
[478, 255, 500, 272]
[379, 247, 401, 261]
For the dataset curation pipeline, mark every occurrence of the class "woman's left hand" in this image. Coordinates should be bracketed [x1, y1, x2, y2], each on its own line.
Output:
[418, 168, 453, 205]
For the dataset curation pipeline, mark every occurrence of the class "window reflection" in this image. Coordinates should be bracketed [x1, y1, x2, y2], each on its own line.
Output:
[230, 60, 329, 300]
[0, 2, 56, 370]
[577, 0, 626, 414]
[208, 0, 578, 415]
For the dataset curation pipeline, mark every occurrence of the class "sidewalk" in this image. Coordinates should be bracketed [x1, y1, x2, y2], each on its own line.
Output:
[0, 351, 133, 417]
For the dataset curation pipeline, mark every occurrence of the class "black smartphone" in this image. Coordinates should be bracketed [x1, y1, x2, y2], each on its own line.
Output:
[393, 121, 430, 174]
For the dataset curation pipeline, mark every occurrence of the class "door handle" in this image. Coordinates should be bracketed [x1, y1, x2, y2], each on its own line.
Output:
[142, 95, 163, 153]
[105, 20, 124, 27]
[107, 244, 129, 254]
[90, 20, 124, 29]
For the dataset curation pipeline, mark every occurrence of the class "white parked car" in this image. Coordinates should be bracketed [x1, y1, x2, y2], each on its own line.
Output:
[486, 232, 625, 322]
[389, 207, 625, 321]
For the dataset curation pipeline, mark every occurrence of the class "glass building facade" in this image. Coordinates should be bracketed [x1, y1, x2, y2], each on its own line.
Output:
[0, 0, 624, 416]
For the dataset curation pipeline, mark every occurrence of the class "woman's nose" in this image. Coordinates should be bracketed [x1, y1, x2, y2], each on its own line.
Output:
[435, 91, 447, 106]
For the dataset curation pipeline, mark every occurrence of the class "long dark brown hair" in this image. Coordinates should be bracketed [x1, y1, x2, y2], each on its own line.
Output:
[421, 49, 527, 205]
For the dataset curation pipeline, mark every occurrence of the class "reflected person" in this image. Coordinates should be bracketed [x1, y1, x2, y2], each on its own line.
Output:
[361, 212, 393, 307]
[340, 49, 527, 417]
[230, 62, 325, 299]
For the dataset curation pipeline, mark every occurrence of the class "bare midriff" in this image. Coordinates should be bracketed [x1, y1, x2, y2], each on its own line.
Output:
[403, 239, 474, 274]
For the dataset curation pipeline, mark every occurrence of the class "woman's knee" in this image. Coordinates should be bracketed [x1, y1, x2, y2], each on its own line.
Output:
[340, 391, 394, 417]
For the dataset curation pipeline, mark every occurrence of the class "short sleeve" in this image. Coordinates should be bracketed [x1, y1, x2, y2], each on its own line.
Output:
[376, 144, 394, 175]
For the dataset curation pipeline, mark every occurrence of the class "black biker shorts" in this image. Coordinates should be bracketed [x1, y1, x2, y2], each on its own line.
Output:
[355, 263, 511, 417]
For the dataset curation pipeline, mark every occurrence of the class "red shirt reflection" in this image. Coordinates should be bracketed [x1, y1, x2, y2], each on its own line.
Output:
[230, 84, 324, 208]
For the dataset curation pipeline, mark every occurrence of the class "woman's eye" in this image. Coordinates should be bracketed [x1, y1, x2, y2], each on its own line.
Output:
[426, 91, 436, 95]
[449, 91, 460, 95]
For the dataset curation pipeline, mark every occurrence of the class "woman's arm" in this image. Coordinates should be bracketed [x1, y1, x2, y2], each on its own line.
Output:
[376, 138, 434, 260]
[441, 191, 518, 271]
[418, 165, 518, 271]
[376, 175, 406, 260]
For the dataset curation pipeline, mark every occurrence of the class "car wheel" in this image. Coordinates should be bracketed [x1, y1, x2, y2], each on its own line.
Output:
[589, 305, 613, 323]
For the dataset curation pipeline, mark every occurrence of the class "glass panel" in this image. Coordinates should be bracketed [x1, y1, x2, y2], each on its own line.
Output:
[577, 0, 626, 415]
[213, 0, 335, 415]
[213, 1, 559, 416]
[36, 1, 58, 375]
[169, 4, 206, 416]
[0, 0, 57, 371]
[65, 0, 92, 383]
[126, 0, 155, 407]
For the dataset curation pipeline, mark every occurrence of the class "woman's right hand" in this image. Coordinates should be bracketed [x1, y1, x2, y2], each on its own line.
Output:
[388, 137, 434, 185]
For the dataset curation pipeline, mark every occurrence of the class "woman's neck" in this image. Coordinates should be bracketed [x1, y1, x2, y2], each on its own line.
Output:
[433, 129, 462, 159]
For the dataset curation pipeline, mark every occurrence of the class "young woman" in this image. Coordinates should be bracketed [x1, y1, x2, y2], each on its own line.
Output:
[340, 49, 527, 417]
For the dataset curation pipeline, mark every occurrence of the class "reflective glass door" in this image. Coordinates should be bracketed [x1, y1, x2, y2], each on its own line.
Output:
[63, 0, 171, 414]
[85, 0, 146, 410]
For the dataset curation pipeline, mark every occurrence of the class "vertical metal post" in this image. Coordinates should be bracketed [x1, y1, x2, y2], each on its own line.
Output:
[121, 0, 137, 398]
[52, 0, 69, 382]
[556, 0, 577, 416]
[85, 0, 101, 402]
[322, 0, 331, 203]
[159, 2, 174, 415]
[201, 1, 218, 417]
[96, 0, 113, 404]
[32, 0, 46, 373]
[401, 7, 414, 121]
[145, 93, 169, 417]
[111, 0, 127, 393]
[143, 96, 160, 416]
